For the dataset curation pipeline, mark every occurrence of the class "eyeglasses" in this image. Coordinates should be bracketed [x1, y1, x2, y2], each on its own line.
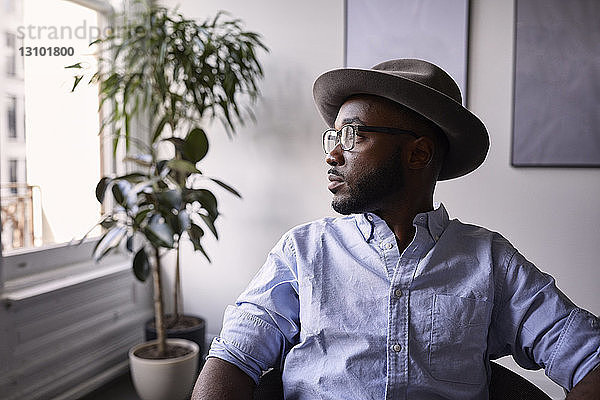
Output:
[322, 124, 420, 154]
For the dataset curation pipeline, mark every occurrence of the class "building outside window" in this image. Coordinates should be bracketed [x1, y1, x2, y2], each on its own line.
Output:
[7, 95, 17, 138]
[8, 159, 18, 193]
[5, 32, 16, 77]
[4, 0, 16, 14]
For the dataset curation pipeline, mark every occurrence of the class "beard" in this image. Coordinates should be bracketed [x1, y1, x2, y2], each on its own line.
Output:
[331, 147, 405, 215]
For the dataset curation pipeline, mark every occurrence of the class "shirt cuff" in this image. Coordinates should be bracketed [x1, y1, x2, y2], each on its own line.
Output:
[207, 305, 286, 385]
[547, 308, 600, 390]
[207, 336, 265, 385]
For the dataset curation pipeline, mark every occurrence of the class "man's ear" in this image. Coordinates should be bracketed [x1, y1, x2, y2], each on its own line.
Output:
[408, 137, 435, 170]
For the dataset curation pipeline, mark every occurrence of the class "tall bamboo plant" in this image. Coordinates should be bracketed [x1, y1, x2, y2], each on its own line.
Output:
[70, 2, 267, 357]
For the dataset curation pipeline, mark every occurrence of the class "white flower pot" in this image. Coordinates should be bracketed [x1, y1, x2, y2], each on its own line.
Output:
[129, 338, 199, 400]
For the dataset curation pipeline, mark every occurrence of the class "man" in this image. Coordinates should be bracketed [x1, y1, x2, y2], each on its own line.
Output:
[193, 59, 600, 399]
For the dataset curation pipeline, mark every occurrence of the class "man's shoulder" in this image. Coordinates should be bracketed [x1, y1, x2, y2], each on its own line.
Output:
[270, 216, 355, 258]
[446, 217, 518, 257]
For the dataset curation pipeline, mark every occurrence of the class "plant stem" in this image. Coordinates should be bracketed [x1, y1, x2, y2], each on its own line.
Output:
[174, 245, 182, 323]
[152, 246, 167, 356]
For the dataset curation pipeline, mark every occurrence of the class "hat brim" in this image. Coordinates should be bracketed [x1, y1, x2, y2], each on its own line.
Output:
[313, 68, 489, 181]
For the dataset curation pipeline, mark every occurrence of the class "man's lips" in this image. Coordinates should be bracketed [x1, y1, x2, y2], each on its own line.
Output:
[327, 173, 344, 191]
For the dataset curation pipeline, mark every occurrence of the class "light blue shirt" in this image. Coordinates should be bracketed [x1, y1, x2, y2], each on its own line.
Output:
[208, 204, 600, 399]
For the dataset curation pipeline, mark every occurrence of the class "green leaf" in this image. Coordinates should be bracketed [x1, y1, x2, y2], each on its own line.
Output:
[88, 71, 100, 85]
[112, 129, 120, 156]
[111, 183, 125, 205]
[199, 212, 218, 239]
[144, 218, 174, 248]
[134, 208, 152, 226]
[166, 159, 202, 175]
[163, 137, 186, 155]
[126, 235, 134, 252]
[93, 226, 127, 261]
[210, 178, 241, 198]
[187, 223, 210, 262]
[111, 180, 132, 206]
[183, 189, 218, 216]
[183, 127, 209, 163]
[64, 62, 83, 69]
[100, 216, 117, 229]
[124, 113, 131, 152]
[152, 115, 169, 142]
[156, 189, 182, 210]
[156, 159, 169, 174]
[71, 75, 84, 92]
[178, 209, 191, 232]
[133, 248, 150, 281]
[95, 177, 112, 203]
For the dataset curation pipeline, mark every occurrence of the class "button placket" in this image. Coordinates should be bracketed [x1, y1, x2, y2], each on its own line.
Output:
[385, 256, 417, 397]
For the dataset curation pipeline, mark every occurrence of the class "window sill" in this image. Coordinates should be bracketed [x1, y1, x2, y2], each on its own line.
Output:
[2, 253, 132, 305]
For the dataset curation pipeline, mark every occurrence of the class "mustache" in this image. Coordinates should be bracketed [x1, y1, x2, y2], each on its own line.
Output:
[328, 169, 343, 178]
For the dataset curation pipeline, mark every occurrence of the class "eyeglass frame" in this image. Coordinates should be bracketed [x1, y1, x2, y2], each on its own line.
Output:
[322, 124, 420, 154]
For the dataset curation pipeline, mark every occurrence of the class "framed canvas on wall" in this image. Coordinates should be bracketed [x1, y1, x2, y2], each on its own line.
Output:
[345, 0, 470, 105]
[512, 0, 600, 167]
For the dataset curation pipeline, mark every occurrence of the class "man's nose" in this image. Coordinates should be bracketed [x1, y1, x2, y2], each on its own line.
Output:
[325, 144, 345, 166]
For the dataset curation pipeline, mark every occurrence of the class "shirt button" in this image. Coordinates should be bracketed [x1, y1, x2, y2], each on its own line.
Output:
[392, 344, 402, 352]
[380, 242, 393, 250]
[394, 289, 403, 298]
[366, 215, 373, 221]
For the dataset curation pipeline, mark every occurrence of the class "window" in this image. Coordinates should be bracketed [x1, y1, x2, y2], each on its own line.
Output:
[0, 0, 117, 283]
[8, 159, 17, 193]
[5, 32, 16, 77]
[4, 0, 15, 14]
[6, 95, 17, 138]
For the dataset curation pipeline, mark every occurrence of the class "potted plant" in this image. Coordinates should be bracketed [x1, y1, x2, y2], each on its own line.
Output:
[69, 2, 267, 399]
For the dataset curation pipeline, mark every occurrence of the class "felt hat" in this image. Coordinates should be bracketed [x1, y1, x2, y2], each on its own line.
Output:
[312, 59, 489, 180]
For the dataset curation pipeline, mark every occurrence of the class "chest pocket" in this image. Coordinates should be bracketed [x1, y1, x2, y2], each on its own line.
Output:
[429, 294, 490, 385]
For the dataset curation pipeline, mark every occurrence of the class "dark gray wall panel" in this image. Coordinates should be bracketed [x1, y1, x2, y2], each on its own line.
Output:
[513, 0, 600, 166]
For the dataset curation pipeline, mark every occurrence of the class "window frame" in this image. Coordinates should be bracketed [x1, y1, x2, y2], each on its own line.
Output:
[0, 0, 120, 290]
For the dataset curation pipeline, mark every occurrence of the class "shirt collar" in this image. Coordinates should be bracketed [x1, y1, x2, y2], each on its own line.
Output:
[355, 203, 450, 243]
[355, 212, 376, 242]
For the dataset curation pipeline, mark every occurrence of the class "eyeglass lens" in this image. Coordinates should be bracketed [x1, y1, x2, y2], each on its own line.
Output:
[323, 125, 355, 153]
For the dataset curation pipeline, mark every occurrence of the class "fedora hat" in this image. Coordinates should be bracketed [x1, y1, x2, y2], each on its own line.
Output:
[312, 59, 489, 180]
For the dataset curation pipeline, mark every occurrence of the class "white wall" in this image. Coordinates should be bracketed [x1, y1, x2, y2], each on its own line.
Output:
[167, 1, 598, 397]
[163, 0, 343, 333]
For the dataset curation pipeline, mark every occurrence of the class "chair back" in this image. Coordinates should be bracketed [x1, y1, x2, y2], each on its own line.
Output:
[489, 362, 552, 400]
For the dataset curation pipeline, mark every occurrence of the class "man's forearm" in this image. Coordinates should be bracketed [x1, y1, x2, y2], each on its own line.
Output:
[191, 357, 255, 400]
[566, 364, 600, 400]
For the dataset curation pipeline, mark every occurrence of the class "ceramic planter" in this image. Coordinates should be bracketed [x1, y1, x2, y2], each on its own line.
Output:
[129, 338, 199, 400]
[145, 315, 206, 371]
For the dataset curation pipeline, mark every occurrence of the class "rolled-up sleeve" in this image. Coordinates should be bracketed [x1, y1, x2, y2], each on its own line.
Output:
[491, 250, 600, 390]
[208, 234, 300, 384]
